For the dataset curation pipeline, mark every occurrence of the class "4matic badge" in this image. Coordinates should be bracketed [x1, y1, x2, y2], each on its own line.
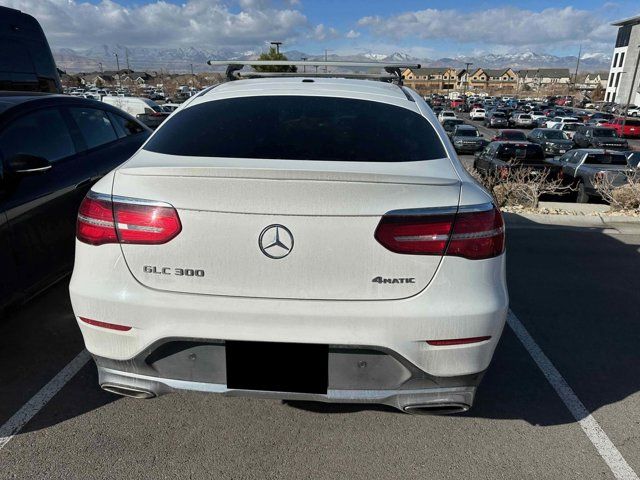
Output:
[372, 276, 416, 284]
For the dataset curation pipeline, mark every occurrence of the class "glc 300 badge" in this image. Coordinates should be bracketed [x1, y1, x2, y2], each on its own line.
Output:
[259, 225, 294, 259]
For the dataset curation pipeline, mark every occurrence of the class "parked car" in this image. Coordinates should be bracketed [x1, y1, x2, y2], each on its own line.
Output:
[491, 129, 527, 142]
[552, 122, 583, 140]
[450, 124, 486, 153]
[545, 149, 631, 203]
[529, 110, 546, 122]
[586, 118, 610, 127]
[0, 93, 151, 309]
[438, 110, 457, 123]
[601, 117, 640, 138]
[510, 113, 533, 128]
[68, 76, 508, 413]
[628, 107, 640, 117]
[0, 7, 62, 93]
[474, 142, 557, 177]
[484, 111, 508, 128]
[527, 128, 574, 156]
[589, 112, 615, 122]
[572, 126, 629, 150]
[545, 116, 579, 129]
[470, 108, 486, 120]
[160, 103, 181, 113]
[442, 118, 465, 135]
[101, 96, 169, 129]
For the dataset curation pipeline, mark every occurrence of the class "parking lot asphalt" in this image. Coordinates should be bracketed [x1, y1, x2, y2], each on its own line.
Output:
[1, 215, 639, 479]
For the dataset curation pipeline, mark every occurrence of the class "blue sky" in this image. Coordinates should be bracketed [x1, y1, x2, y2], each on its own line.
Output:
[4, 0, 640, 57]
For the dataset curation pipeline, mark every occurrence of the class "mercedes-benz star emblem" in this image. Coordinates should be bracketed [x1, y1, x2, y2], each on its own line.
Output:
[258, 225, 294, 259]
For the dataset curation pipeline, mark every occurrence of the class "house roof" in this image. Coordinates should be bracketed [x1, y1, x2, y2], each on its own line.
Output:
[518, 68, 570, 78]
[483, 68, 513, 77]
[408, 67, 455, 76]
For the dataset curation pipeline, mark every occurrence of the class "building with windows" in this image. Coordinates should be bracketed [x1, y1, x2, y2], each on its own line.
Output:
[605, 15, 640, 105]
[401, 67, 458, 95]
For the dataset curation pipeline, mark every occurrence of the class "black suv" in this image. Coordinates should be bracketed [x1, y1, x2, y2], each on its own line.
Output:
[527, 128, 574, 156]
[572, 125, 629, 150]
[0, 7, 62, 93]
[450, 125, 486, 153]
[473, 141, 559, 177]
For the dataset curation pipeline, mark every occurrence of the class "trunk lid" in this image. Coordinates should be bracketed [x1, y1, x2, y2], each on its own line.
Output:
[113, 152, 461, 300]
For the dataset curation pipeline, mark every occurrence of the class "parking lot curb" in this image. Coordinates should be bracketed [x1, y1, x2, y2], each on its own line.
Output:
[503, 212, 640, 232]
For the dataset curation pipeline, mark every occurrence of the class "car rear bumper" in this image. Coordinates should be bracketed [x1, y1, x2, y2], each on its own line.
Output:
[70, 242, 508, 409]
[94, 342, 483, 413]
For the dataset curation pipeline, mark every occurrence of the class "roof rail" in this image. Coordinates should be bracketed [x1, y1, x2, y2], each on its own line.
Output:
[206, 60, 421, 85]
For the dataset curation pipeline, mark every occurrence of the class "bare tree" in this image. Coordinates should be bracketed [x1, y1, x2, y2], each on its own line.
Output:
[592, 169, 640, 211]
[471, 163, 572, 208]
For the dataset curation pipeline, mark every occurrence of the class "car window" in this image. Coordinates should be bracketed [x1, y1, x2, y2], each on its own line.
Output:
[0, 108, 75, 162]
[568, 152, 582, 164]
[544, 130, 567, 140]
[496, 144, 543, 162]
[584, 153, 627, 165]
[144, 96, 447, 162]
[69, 108, 118, 150]
[109, 112, 145, 137]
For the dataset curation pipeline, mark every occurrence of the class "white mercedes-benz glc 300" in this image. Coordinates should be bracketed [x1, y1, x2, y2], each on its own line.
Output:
[70, 68, 508, 414]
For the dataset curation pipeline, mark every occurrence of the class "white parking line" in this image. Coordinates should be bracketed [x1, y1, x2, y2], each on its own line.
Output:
[0, 349, 90, 451]
[507, 310, 639, 480]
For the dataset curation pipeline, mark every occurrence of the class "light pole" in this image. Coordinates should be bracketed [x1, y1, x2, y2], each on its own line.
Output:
[270, 41, 282, 55]
[463, 62, 473, 97]
[113, 52, 120, 88]
[621, 45, 640, 136]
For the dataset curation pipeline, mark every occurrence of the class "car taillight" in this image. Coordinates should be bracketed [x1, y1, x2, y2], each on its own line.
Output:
[77, 191, 181, 246]
[374, 204, 505, 260]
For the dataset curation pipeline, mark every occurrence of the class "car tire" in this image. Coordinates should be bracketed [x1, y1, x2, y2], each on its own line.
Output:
[575, 182, 590, 204]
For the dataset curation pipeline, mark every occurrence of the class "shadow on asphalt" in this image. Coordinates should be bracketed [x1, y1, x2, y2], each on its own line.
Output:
[2, 213, 639, 432]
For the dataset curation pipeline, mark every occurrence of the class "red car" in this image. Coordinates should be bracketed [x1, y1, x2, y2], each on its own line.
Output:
[602, 117, 640, 138]
[491, 129, 528, 142]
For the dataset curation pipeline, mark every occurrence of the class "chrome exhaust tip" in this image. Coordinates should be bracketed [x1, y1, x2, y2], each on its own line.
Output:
[403, 403, 469, 415]
[101, 384, 156, 399]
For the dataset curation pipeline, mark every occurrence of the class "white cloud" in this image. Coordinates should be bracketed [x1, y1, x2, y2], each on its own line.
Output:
[3, 0, 311, 49]
[357, 7, 616, 51]
[345, 29, 360, 39]
[310, 23, 339, 41]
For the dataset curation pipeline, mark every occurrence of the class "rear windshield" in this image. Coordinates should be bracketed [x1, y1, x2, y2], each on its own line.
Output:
[143, 96, 446, 161]
[502, 131, 527, 140]
[543, 130, 567, 140]
[584, 153, 627, 165]
[456, 129, 479, 137]
[593, 128, 617, 137]
[497, 144, 544, 162]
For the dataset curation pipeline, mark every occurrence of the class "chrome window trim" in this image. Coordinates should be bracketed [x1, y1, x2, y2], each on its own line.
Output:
[87, 190, 173, 208]
[384, 202, 494, 217]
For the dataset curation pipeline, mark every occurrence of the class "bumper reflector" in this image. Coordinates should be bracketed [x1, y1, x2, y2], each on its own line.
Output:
[426, 336, 491, 346]
[79, 317, 132, 332]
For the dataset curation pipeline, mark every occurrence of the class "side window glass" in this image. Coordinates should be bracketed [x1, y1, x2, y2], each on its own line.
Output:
[69, 108, 118, 150]
[0, 108, 75, 162]
[108, 112, 145, 137]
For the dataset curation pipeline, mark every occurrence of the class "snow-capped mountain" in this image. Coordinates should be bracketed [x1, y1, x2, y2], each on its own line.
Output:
[53, 46, 612, 73]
